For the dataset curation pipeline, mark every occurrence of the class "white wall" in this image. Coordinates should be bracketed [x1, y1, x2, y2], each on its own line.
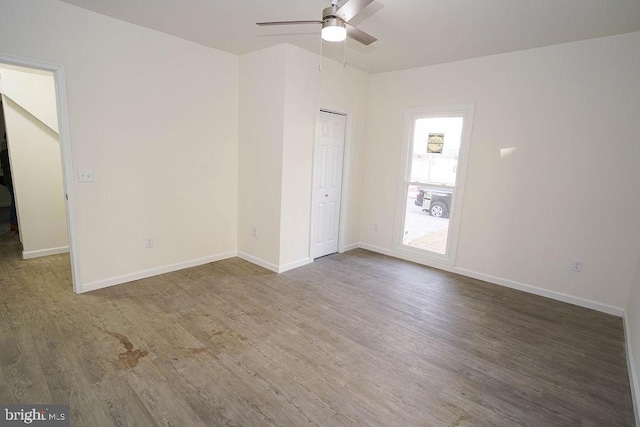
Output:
[0, 64, 68, 257]
[237, 44, 286, 268]
[361, 32, 640, 311]
[1, 0, 635, 316]
[238, 44, 370, 271]
[0, 65, 58, 132]
[0, 0, 238, 290]
[279, 45, 370, 268]
[278, 45, 317, 269]
[315, 57, 370, 252]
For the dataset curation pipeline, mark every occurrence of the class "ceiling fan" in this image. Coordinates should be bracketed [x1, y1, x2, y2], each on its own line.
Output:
[257, 0, 377, 46]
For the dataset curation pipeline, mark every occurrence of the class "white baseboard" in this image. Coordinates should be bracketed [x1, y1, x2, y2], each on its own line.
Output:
[359, 242, 417, 260]
[237, 251, 280, 273]
[340, 243, 360, 252]
[23, 246, 69, 260]
[623, 313, 640, 425]
[456, 267, 624, 316]
[236, 252, 313, 273]
[358, 242, 624, 316]
[279, 257, 313, 273]
[79, 251, 237, 293]
[82, 250, 312, 294]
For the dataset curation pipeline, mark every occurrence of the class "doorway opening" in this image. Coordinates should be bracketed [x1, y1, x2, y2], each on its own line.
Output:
[395, 104, 475, 265]
[311, 110, 347, 259]
[0, 53, 79, 292]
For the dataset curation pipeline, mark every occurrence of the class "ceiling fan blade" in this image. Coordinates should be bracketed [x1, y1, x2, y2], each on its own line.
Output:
[346, 23, 377, 45]
[257, 20, 322, 26]
[334, 0, 373, 22]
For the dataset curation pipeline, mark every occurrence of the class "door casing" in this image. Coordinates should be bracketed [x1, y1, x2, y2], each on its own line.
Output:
[309, 107, 352, 260]
[0, 52, 80, 292]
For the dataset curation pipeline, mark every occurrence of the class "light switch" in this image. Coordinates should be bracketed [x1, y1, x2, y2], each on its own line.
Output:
[78, 170, 94, 182]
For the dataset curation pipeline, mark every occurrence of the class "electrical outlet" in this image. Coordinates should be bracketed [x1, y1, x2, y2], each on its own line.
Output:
[571, 260, 583, 272]
[145, 237, 154, 248]
[78, 170, 94, 182]
[373, 223, 379, 231]
[252, 227, 258, 238]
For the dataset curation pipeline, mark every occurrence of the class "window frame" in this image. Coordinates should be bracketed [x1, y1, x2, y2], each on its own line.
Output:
[393, 103, 475, 266]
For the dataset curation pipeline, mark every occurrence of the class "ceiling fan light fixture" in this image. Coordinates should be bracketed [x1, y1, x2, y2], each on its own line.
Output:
[321, 18, 347, 42]
[257, 0, 376, 46]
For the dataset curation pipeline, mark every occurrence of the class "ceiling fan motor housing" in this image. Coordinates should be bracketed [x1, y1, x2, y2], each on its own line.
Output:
[322, 16, 345, 29]
[322, 6, 341, 21]
[322, 6, 345, 28]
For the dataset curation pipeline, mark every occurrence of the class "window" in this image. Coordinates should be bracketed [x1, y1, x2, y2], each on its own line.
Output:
[395, 104, 474, 265]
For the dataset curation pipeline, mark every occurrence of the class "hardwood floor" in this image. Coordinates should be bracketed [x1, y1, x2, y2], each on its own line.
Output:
[0, 228, 635, 425]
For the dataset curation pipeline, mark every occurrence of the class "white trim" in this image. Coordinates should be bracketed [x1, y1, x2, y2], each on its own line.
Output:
[0, 52, 81, 293]
[80, 251, 237, 293]
[335, 108, 353, 255]
[454, 267, 624, 317]
[623, 312, 640, 425]
[53, 63, 80, 293]
[22, 246, 69, 259]
[236, 252, 312, 274]
[360, 242, 466, 275]
[393, 103, 476, 266]
[340, 242, 359, 252]
[237, 251, 280, 273]
[278, 257, 313, 273]
[309, 105, 353, 259]
[358, 242, 624, 316]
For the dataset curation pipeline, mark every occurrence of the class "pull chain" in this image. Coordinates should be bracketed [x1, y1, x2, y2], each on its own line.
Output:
[319, 34, 323, 72]
[342, 35, 347, 68]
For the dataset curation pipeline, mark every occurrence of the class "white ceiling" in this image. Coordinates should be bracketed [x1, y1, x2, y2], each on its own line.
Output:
[58, 0, 640, 73]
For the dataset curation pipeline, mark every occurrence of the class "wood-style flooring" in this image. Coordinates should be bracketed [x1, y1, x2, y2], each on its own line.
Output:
[0, 225, 635, 425]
